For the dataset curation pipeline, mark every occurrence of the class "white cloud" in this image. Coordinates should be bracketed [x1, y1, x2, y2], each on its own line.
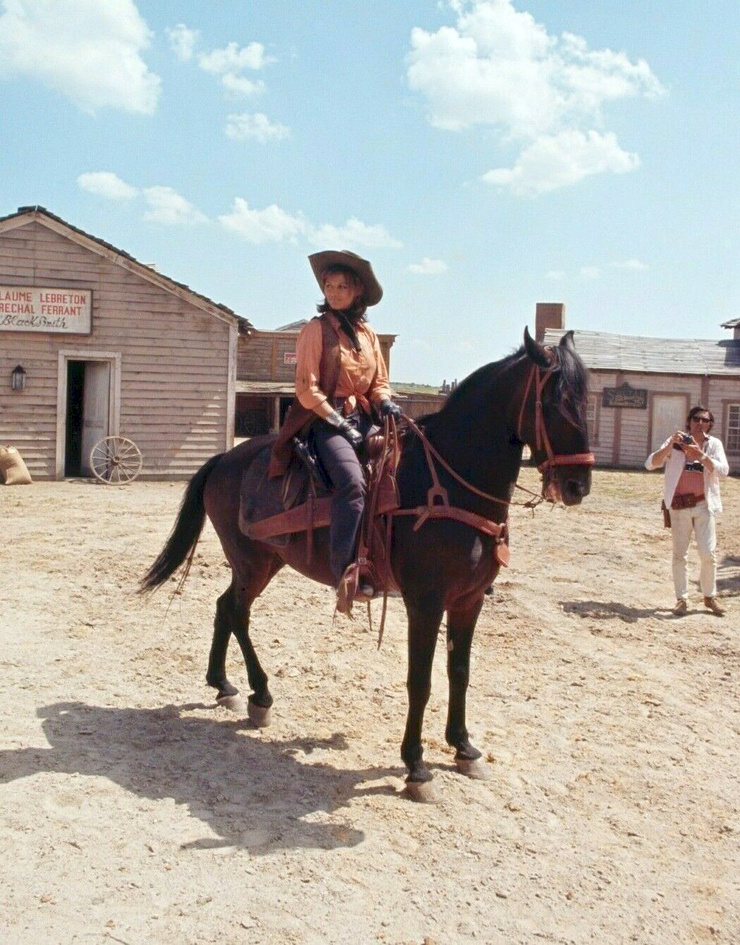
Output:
[198, 41, 269, 74]
[482, 129, 639, 196]
[546, 270, 565, 281]
[167, 23, 199, 62]
[197, 40, 271, 97]
[408, 257, 448, 275]
[408, 0, 664, 194]
[308, 217, 403, 250]
[218, 202, 400, 250]
[0, 0, 160, 114]
[225, 112, 289, 143]
[77, 171, 138, 200]
[610, 258, 649, 271]
[220, 73, 264, 96]
[580, 265, 600, 280]
[143, 187, 207, 225]
[218, 198, 306, 243]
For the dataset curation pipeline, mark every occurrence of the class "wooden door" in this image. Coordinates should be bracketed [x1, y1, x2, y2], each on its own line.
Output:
[650, 394, 686, 453]
[80, 361, 111, 475]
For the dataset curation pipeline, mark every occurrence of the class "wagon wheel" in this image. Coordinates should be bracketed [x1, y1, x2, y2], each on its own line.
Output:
[89, 436, 143, 485]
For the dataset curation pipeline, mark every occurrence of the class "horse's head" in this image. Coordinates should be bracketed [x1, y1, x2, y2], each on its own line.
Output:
[518, 327, 594, 506]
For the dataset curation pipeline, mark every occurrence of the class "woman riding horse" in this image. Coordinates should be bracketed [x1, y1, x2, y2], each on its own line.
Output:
[269, 250, 402, 608]
[141, 326, 593, 801]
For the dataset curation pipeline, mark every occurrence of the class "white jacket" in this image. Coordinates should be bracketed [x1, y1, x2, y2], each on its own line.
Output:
[645, 434, 729, 514]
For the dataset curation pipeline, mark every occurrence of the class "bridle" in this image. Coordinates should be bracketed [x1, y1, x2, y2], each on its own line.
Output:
[516, 359, 595, 479]
[402, 354, 595, 512]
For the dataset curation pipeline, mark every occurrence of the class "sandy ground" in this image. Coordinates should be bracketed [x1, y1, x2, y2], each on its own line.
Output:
[1, 466, 738, 945]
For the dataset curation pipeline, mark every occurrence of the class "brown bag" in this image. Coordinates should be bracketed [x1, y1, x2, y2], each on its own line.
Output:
[0, 446, 33, 485]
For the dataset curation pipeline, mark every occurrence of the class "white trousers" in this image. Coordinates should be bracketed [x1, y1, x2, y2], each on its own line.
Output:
[670, 502, 717, 600]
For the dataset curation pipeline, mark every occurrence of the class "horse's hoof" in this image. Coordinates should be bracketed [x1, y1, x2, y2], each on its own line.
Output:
[402, 780, 441, 804]
[247, 701, 272, 728]
[216, 694, 246, 713]
[455, 757, 492, 780]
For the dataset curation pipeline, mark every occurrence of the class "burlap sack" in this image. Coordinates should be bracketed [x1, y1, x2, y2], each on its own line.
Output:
[0, 446, 33, 485]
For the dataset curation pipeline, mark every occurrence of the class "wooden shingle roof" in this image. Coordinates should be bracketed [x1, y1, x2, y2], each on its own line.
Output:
[0, 205, 252, 329]
[543, 329, 740, 377]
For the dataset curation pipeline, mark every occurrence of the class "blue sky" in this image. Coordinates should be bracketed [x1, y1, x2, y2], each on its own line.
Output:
[1, 0, 738, 384]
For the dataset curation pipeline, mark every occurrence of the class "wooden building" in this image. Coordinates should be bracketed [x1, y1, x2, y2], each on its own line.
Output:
[536, 303, 740, 472]
[236, 319, 399, 435]
[0, 206, 248, 480]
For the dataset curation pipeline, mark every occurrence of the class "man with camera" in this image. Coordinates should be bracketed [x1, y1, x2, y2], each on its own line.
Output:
[645, 406, 729, 616]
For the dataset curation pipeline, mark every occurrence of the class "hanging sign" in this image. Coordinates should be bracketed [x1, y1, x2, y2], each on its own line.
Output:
[602, 384, 648, 409]
[0, 286, 92, 334]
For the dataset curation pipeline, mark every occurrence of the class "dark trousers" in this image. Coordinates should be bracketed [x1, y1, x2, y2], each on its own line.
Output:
[312, 413, 369, 586]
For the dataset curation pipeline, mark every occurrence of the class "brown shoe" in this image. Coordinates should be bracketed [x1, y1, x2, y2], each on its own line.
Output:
[704, 596, 725, 616]
[672, 599, 688, 616]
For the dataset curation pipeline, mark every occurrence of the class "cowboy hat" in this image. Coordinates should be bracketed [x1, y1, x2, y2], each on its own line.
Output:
[308, 250, 383, 307]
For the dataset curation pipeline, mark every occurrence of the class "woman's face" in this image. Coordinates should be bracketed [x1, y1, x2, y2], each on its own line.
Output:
[323, 272, 361, 312]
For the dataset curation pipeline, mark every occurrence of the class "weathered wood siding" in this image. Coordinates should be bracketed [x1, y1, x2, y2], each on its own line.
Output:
[1, 221, 234, 479]
[588, 370, 736, 471]
[238, 328, 394, 382]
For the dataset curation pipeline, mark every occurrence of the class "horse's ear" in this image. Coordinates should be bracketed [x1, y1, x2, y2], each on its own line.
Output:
[559, 330, 576, 352]
[523, 326, 552, 368]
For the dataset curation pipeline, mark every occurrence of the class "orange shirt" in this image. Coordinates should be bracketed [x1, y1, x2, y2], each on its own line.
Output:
[295, 313, 392, 420]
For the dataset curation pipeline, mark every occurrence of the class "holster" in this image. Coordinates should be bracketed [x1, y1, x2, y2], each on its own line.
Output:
[661, 500, 671, 529]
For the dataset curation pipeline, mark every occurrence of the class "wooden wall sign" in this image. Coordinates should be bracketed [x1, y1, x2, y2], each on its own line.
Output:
[602, 384, 648, 409]
[0, 286, 92, 334]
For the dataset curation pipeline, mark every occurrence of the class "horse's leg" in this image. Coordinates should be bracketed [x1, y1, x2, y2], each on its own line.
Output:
[446, 598, 491, 780]
[205, 552, 282, 725]
[401, 597, 445, 801]
[205, 583, 241, 700]
[228, 578, 277, 727]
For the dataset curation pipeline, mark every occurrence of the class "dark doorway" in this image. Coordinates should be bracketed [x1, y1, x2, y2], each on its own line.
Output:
[64, 359, 111, 476]
[65, 361, 85, 476]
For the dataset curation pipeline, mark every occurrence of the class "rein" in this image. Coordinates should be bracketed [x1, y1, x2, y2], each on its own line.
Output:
[401, 357, 594, 516]
[402, 415, 531, 510]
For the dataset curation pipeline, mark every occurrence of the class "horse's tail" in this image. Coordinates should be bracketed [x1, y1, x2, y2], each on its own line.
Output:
[139, 453, 223, 593]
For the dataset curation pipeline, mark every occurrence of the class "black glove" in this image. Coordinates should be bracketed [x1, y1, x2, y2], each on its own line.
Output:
[378, 398, 402, 420]
[324, 409, 364, 450]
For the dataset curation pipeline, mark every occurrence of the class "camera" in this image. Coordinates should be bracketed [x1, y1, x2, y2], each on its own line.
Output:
[673, 433, 694, 452]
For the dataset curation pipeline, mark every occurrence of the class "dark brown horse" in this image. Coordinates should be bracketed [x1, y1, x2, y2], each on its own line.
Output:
[141, 328, 593, 800]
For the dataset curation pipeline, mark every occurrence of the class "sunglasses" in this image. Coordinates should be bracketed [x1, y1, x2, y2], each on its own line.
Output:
[691, 417, 711, 424]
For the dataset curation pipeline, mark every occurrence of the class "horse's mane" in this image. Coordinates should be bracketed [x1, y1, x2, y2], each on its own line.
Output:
[414, 340, 589, 429]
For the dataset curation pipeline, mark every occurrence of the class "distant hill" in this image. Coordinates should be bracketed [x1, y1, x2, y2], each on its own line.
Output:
[391, 381, 441, 395]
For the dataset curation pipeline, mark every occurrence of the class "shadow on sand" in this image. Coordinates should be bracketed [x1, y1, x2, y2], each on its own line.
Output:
[0, 701, 403, 853]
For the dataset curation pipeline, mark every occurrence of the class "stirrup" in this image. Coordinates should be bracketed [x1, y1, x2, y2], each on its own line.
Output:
[355, 582, 375, 602]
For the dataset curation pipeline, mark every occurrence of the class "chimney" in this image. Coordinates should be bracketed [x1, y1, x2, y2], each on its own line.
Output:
[535, 303, 565, 342]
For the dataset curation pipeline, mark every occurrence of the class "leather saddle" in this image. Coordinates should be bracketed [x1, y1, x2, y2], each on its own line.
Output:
[238, 433, 399, 554]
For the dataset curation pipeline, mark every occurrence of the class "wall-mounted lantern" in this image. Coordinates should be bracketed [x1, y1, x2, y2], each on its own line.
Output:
[11, 364, 27, 391]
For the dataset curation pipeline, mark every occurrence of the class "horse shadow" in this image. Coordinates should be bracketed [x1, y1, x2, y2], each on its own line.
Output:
[0, 701, 401, 853]
[561, 601, 667, 623]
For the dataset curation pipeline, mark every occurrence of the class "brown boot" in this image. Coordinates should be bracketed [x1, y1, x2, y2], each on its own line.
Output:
[671, 599, 688, 616]
[703, 596, 725, 616]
